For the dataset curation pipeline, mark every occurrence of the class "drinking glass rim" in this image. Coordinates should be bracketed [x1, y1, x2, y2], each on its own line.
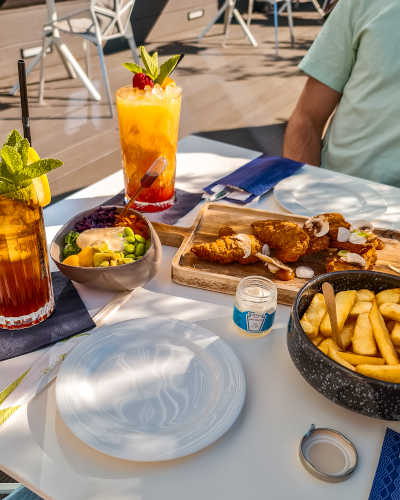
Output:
[0, 181, 37, 205]
[116, 85, 182, 102]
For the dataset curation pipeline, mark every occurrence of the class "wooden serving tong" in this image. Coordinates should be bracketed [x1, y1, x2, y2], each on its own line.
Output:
[322, 282, 344, 348]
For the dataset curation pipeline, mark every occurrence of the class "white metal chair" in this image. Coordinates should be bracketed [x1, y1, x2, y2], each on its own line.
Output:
[40, 0, 139, 117]
[247, 0, 294, 56]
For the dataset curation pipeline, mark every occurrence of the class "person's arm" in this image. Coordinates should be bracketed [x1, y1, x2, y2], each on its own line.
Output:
[283, 77, 342, 166]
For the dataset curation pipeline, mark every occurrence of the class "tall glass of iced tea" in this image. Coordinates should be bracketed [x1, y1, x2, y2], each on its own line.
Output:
[0, 183, 54, 329]
[116, 84, 182, 212]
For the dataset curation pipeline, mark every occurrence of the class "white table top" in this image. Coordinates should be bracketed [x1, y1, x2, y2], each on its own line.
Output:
[1, 135, 400, 500]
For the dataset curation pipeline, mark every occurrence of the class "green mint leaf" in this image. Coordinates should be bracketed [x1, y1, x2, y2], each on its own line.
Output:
[5, 130, 23, 148]
[123, 62, 148, 75]
[16, 139, 30, 167]
[16, 158, 63, 184]
[1, 145, 23, 175]
[140, 46, 158, 80]
[152, 52, 158, 72]
[154, 55, 180, 85]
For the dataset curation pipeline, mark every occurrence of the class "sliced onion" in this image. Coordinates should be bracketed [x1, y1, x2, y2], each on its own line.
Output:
[349, 232, 367, 245]
[295, 266, 314, 279]
[340, 253, 366, 267]
[262, 243, 270, 256]
[337, 227, 350, 242]
[268, 263, 280, 273]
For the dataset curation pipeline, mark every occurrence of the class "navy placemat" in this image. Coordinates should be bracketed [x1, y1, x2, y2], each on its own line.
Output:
[369, 428, 400, 499]
[203, 154, 305, 204]
[0, 272, 95, 362]
[107, 188, 204, 225]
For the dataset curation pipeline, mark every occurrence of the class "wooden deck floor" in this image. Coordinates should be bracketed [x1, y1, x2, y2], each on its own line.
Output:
[0, 3, 322, 204]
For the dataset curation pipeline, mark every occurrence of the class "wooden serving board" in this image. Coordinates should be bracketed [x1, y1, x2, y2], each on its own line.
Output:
[152, 203, 400, 306]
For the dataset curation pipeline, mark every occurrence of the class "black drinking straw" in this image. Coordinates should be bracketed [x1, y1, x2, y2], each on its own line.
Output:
[17, 60, 32, 145]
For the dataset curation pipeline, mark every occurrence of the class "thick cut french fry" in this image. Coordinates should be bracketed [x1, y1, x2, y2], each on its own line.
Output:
[311, 334, 325, 347]
[391, 322, 400, 347]
[337, 352, 385, 366]
[349, 301, 372, 318]
[357, 289, 375, 302]
[300, 293, 327, 339]
[341, 323, 356, 349]
[387, 321, 396, 334]
[352, 313, 377, 356]
[356, 364, 400, 383]
[380, 303, 400, 323]
[328, 347, 355, 371]
[320, 290, 357, 337]
[319, 347, 328, 356]
[319, 338, 343, 353]
[376, 289, 400, 307]
[369, 300, 399, 365]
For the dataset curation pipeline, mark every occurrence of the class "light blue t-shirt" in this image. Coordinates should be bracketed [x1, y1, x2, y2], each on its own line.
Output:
[299, 0, 400, 187]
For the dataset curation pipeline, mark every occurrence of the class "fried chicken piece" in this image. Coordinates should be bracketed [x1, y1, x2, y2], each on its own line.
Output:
[219, 226, 235, 238]
[251, 220, 309, 263]
[191, 234, 262, 265]
[326, 253, 377, 273]
[330, 233, 378, 254]
[303, 226, 331, 255]
[318, 213, 351, 240]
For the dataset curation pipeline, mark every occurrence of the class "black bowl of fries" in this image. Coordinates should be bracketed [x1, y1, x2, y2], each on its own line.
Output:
[288, 270, 400, 420]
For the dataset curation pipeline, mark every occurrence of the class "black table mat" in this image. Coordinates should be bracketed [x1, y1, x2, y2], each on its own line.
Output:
[107, 188, 204, 225]
[0, 272, 96, 362]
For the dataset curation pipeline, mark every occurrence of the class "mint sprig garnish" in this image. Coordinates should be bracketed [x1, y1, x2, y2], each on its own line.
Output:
[124, 46, 181, 86]
[154, 55, 180, 86]
[0, 129, 63, 196]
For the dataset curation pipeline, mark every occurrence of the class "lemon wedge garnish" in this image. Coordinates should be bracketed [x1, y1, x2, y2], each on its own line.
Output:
[28, 147, 51, 207]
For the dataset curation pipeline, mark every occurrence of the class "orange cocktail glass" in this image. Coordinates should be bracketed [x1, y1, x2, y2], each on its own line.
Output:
[0, 183, 54, 329]
[116, 84, 182, 212]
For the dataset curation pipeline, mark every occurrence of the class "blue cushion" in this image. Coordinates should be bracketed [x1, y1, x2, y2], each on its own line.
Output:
[6, 486, 43, 500]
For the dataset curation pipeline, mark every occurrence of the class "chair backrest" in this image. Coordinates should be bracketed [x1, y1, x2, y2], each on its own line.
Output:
[90, 0, 135, 41]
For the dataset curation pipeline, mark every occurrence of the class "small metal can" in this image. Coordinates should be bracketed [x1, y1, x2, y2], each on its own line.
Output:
[299, 424, 358, 482]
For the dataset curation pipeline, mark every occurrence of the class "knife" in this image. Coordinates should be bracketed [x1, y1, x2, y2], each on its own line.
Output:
[207, 186, 236, 202]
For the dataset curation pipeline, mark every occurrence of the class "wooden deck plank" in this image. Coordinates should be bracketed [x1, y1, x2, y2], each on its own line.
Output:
[0, 4, 322, 201]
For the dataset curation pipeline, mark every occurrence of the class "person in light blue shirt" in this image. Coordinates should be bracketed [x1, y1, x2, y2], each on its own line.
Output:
[283, 0, 400, 187]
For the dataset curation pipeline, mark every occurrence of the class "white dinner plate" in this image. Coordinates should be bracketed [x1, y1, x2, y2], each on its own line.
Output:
[56, 318, 246, 461]
[274, 165, 387, 221]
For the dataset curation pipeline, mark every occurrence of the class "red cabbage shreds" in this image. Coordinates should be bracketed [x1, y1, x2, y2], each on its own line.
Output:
[74, 206, 118, 232]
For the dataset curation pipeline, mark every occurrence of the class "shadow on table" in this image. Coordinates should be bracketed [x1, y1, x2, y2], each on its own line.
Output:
[196, 123, 288, 157]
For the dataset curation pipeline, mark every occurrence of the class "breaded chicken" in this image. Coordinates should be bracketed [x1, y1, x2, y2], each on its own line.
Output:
[191, 234, 262, 264]
[303, 225, 331, 255]
[251, 219, 309, 263]
[330, 233, 378, 255]
[318, 213, 351, 239]
[326, 253, 377, 273]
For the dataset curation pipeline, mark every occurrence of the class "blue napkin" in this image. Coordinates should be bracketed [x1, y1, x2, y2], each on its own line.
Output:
[203, 155, 305, 204]
[369, 428, 400, 499]
[0, 272, 96, 362]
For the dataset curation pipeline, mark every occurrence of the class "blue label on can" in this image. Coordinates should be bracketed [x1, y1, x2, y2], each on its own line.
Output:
[233, 305, 275, 334]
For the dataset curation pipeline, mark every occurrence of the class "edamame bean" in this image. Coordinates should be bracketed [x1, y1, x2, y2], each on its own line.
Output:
[126, 236, 135, 244]
[117, 233, 123, 237]
[135, 243, 145, 256]
[99, 261, 109, 267]
[135, 234, 146, 243]
[145, 240, 151, 250]
[124, 227, 134, 237]
[123, 258, 134, 264]
[125, 254, 136, 259]
[125, 244, 135, 254]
